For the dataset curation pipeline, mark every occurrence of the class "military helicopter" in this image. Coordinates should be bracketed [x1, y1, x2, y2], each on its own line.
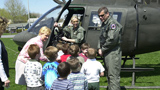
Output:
[13, 0, 160, 88]
[13, 0, 160, 64]
[13, 0, 160, 56]
[13, 0, 160, 63]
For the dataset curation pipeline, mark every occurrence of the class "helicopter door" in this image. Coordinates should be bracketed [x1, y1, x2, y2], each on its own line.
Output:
[85, 10, 101, 49]
[46, 0, 71, 47]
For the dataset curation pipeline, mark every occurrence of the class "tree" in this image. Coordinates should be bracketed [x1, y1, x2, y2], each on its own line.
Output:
[4, 0, 27, 23]
[0, 8, 12, 19]
[30, 12, 41, 18]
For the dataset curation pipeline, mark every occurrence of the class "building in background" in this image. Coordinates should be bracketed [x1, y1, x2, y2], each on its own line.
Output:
[6, 18, 38, 33]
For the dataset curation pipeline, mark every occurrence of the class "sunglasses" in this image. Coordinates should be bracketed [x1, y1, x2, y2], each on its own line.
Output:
[98, 14, 105, 18]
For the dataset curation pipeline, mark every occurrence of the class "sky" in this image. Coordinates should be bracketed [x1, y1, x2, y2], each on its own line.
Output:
[0, 0, 61, 15]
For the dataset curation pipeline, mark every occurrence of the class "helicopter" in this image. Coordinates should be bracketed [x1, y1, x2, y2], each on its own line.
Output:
[13, 0, 160, 88]
[13, 0, 160, 61]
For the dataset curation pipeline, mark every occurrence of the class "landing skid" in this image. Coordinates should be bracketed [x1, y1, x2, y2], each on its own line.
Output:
[121, 55, 154, 86]
[100, 55, 157, 89]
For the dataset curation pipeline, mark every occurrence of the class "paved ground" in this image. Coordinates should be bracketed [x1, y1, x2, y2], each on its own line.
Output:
[1, 35, 15, 38]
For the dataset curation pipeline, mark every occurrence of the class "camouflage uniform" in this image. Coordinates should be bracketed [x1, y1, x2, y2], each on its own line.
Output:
[63, 25, 85, 45]
[98, 16, 122, 90]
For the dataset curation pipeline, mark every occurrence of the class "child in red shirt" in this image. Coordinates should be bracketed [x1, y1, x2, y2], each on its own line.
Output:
[79, 43, 90, 62]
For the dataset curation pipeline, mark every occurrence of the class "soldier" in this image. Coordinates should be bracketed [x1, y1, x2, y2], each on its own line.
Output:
[97, 7, 122, 90]
[54, 16, 85, 46]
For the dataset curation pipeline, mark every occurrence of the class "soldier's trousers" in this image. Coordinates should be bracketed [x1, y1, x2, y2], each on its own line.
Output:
[103, 47, 122, 90]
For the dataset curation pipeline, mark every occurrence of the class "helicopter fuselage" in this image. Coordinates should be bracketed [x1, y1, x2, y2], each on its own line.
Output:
[13, 0, 160, 56]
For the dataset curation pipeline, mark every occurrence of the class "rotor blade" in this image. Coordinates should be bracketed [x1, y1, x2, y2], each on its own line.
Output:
[53, 0, 66, 4]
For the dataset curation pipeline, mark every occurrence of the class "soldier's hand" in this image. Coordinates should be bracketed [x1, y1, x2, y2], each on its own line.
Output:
[54, 22, 58, 27]
[62, 37, 68, 41]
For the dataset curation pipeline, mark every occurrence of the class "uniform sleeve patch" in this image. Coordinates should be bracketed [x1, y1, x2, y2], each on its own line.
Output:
[110, 24, 116, 30]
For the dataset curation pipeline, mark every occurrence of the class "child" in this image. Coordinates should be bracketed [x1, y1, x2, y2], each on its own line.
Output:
[67, 58, 88, 90]
[24, 44, 44, 90]
[41, 46, 59, 90]
[60, 43, 71, 62]
[56, 42, 64, 62]
[67, 44, 85, 64]
[50, 62, 74, 90]
[79, 43, 90, 62]
[81, 48, 105, 90]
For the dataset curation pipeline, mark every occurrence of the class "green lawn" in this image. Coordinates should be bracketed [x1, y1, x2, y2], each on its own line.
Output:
[3, 33, 18, 35]
[1, 38, 160, 90]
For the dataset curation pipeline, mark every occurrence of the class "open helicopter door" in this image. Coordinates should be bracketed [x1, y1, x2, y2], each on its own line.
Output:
[46, 0, 71, 48]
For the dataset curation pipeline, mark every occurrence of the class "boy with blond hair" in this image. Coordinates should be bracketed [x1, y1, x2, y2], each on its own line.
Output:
[81, 48, 105, 90]
[41, 46, 59, 90]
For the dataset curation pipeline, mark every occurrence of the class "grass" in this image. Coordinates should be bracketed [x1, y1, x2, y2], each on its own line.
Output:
[1, 38, 160, 90]
[3, 33, 18, 35]
[0, 38, 26, 90]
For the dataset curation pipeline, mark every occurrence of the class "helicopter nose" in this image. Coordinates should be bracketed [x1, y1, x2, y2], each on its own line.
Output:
[13, 31, 37, 48]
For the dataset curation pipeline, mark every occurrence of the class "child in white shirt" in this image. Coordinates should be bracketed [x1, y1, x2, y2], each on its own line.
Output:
[81, 48, 105, 90]
[24, 44, 44, 90]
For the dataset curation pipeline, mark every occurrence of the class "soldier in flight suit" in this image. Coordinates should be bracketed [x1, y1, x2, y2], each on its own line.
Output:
[97, 7, 122, 90]
[54, 16, 85, 46]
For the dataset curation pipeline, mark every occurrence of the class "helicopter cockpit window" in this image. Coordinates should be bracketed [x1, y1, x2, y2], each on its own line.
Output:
[56, 10, 69, 28]
[112, 12, 122, 23]
[64, 7, 85, 27]
[67, 14, 84, 26]
[144, 0, 150, 4]
[89, 11, 101, 28]
[28, 6, 67, 35]
[88, 11, 122, 30]
[136, 0, 143, 4]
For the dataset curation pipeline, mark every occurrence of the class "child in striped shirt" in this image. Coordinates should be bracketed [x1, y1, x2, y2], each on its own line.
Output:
[50, 62, 74, 90]
[67, 58, 88, 90]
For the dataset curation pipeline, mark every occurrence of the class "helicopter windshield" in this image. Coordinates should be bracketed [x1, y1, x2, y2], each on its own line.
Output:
[27, 5, 64, 35]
